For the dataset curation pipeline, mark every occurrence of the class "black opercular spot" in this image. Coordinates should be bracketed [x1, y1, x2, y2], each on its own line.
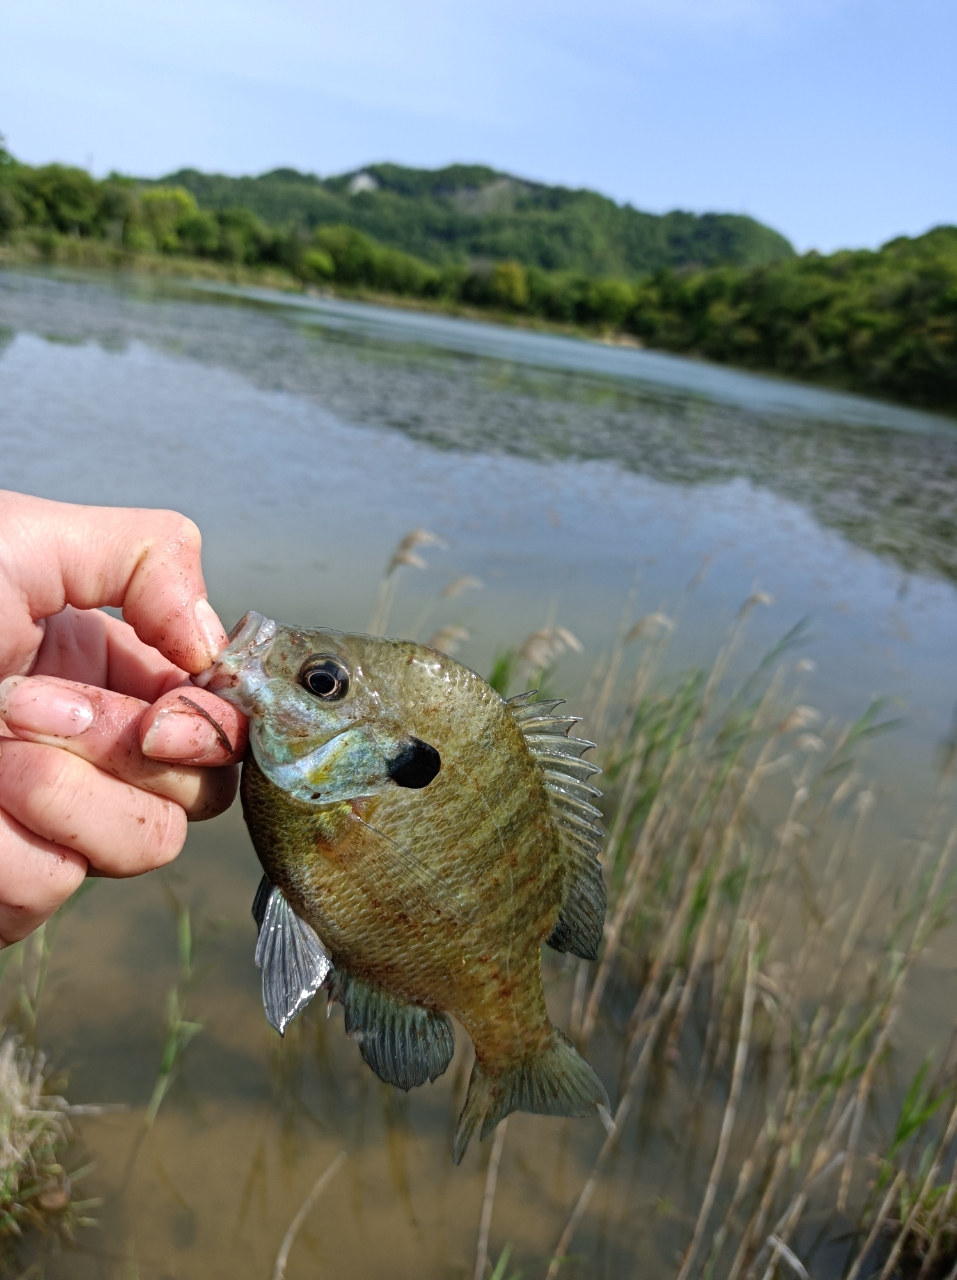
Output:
[388, 737, 441, 789]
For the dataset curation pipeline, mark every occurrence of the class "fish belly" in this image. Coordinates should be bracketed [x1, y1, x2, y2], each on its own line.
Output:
[241, 755, 563, 1067]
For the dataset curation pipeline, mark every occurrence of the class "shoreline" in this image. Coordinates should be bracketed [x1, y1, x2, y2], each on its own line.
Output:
[1, 239, 952, 420]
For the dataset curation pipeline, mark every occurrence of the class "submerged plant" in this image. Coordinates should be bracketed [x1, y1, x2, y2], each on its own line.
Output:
[144, 898, 204, 1129]
[0, 1036, 71, 1241]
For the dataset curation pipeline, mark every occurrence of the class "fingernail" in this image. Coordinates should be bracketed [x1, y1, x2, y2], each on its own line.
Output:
[141, 708, 220, 760]
[0, 677, 95, 738]
[194, 599, 229, 665]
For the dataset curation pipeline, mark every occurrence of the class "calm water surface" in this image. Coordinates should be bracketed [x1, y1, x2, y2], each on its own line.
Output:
[2, 268, 957, 1279]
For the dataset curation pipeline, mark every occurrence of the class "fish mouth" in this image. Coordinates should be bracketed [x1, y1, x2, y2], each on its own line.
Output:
[387, 737, 441, 789]
[193, 610, 278, 697]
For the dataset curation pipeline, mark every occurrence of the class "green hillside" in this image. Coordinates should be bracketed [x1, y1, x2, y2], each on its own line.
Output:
[156, 161, 796, 276]
[1, 137, 953, 411]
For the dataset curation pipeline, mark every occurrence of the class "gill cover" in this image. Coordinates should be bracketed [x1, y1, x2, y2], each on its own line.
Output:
[195, 611, 442, 804]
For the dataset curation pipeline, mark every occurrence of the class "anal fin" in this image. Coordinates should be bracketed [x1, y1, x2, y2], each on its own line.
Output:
[330, 969, 455, 1091]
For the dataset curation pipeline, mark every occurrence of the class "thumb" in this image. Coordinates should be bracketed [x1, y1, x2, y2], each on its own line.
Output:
[0, 492, 229, 676]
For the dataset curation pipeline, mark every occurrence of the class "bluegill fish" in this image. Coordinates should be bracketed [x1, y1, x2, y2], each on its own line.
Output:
[198, 612, 608, 1161]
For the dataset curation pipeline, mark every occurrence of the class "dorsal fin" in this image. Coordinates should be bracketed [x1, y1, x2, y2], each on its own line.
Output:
[506, 692, 606, 961]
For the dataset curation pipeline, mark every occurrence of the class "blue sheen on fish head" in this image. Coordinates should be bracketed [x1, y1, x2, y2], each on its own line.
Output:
[195, 612, 441, 804]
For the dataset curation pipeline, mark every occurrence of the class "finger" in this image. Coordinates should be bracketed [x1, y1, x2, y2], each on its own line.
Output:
[0, 675, 240, 819]
[139, 687, 248, 766]
[0, 490, 229, 676]
[0, 739, 187, 877]
[34, 606, 192, 702]
[0, 809, 88, 946]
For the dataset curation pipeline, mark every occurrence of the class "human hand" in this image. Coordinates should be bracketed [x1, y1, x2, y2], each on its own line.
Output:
[0, 491, 248, 946]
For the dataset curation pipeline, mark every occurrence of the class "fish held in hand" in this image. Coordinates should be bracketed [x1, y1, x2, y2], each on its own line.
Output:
[198, 610, 608, 1161]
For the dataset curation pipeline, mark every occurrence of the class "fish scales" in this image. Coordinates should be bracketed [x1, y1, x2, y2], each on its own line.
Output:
[200, 612, 608, 1160]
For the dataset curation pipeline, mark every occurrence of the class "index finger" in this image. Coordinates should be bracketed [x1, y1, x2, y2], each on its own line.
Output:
[0, 491, 228, 677]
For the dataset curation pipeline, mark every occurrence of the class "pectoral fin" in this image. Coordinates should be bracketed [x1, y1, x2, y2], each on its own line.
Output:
[347, 812, 473, 926]
[253, 876, 333, 1035]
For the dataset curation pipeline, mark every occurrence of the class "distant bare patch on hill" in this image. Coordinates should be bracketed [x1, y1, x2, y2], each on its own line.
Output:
[155, 161, 796, 277]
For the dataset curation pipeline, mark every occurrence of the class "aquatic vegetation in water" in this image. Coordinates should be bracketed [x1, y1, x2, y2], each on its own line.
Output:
[6, 269, 957, 588]
[143, 897, 204, 1129]
[2, 139, 953, 411]
[0, 919, 118, 1261]
[0, 1037, 72, 1242]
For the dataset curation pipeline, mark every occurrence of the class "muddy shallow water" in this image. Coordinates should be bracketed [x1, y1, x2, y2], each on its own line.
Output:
[2, 268, 957, 1279]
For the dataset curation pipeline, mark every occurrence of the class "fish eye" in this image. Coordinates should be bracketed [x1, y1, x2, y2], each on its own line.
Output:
[300, 656, 350, 701]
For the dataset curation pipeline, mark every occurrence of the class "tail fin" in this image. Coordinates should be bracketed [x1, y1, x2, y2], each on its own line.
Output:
[453, 1028, 608, 1164]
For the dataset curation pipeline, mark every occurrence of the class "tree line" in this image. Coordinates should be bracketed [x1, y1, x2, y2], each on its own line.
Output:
[0, 143, 954, 411]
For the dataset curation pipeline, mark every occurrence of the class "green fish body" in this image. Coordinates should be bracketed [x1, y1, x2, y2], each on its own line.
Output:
[199, 612, 608, 1160]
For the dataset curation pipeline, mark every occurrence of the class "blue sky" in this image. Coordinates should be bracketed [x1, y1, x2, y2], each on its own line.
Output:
[1, 0, 954, 253]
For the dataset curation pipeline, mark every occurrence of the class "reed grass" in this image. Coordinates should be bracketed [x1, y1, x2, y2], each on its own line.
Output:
[354, 527, 957, 1279]
[409, 533, 957, 1279]
[272, 1149, 348, 1280]
[0, 876, 188, 1263]
[533, 591, 957, 1279]
[0, 1028, 101, 1254]
[143, 896, 203, 1129]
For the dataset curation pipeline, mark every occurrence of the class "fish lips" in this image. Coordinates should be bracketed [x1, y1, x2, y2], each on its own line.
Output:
[387, 737, 441, 789]
[194, 610, 277, 697]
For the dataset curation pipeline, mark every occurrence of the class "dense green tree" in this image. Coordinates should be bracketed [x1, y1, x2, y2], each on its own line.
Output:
[18, 164, 101, 235]
[490, 261, 529, 310]
[0, 139, 953, 410]
[139, 187, 199, 251]
[623, 229, 957, 408]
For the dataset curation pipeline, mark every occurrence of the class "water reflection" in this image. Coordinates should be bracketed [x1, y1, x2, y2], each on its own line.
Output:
[3, 269, 956, 583]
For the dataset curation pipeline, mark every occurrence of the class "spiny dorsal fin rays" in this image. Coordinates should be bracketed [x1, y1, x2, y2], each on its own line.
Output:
[557, 829, 601, 860]
[507, 692, 569, 722]
[542, 788, 603, 822]
[520, 717, 583, 735]
[506, 691, 599, 767]
[519, 733, 597, 759]
[554, 808, 604, 840]
[543, 771, 601, 800]
[506, 691, 607, 963]
[530, 753, 601, 778]
[557, 824, 601, 855]
[505, 690, 539, 708]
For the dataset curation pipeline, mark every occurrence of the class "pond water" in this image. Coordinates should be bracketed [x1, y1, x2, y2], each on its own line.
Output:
[1, 267, 957, 1279]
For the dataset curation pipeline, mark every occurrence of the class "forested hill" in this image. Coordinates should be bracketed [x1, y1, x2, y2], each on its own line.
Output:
[2, 139, 952, 411]
[155, 162, 796, 276]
